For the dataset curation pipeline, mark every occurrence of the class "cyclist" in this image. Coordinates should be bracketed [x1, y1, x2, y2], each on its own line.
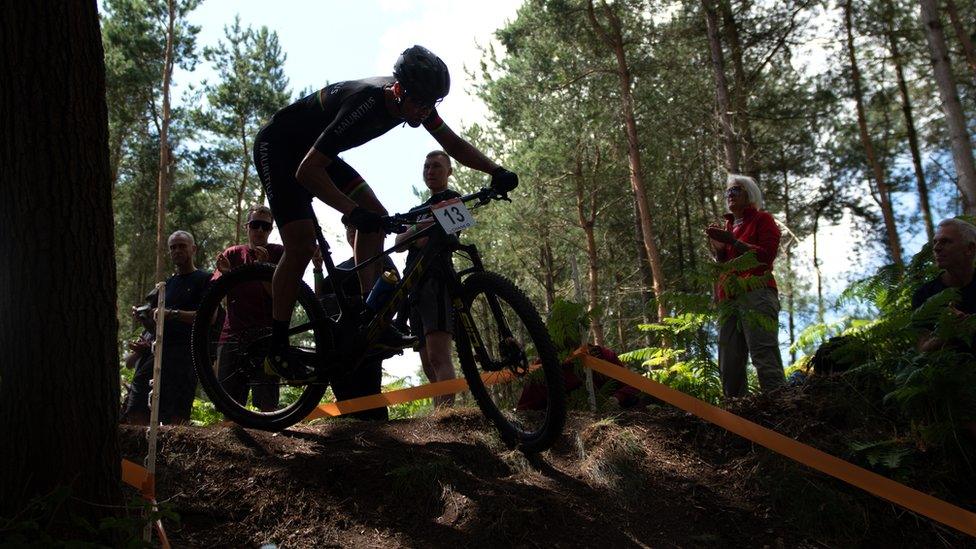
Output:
[253, 45, 518, 377]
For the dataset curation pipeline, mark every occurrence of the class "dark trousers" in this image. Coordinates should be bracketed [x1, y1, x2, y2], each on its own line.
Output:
[331, 359, 388, 421]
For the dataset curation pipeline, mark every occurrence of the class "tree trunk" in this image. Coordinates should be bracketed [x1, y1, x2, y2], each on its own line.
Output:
[235, 120, 251, 243]
[586, 0, 668, 321]
[634, 199, 653, 347]
[813, 214, 824, 324]
[782, 165, 796, 363]
[920, 0, 976, 214]
[0, 0, 120, 522]
[153, 0, 176, 284]
[719, 0, 758, 178]
[614, 272, 628, 350]
[886, 15, 936, 240]
[944, 0, 976, 78]
[845, 0, 904, 268]
[702, 0, 741, 174]
[575, 166, 605, 347]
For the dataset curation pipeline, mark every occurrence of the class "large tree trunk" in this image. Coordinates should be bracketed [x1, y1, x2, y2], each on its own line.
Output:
[719, 0, 758, 178]
[153, 0, 176, 284]
[0, 0, 120, 523]
[586, 0, 668, 322]
[886, 15, 936, 240]
[702, 0, 741, 174]
[920, 0, 976, 214]
[944, 0, 976, 78]
[845, 0, 904, 268]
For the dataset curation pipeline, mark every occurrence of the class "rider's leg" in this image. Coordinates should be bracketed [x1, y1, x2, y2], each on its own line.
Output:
[271, 219, 317, 338]
[350, 187, 388, 294]
[424, 330, 456, 407]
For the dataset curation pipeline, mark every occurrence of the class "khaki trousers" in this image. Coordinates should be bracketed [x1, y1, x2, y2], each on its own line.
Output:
[718, 287, 785, 397]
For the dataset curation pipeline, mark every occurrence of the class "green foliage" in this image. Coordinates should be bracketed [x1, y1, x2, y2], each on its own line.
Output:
[0, 486, 178, 547]
[384, 377, 434, 419]
[547, 299, 590, 356]
[849, 439, 913, 471]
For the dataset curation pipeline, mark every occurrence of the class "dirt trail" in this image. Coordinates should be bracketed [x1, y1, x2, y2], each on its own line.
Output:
[120, 388, 976, 548]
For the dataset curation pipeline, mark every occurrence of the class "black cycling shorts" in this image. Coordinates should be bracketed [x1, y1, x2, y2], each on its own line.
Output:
[409, 277, 453, 347]
[253, 137, 368, 227]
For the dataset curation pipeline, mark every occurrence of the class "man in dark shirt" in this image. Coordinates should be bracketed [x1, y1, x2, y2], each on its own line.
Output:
[254, 45, 519, 378]
[912, 218, 976, 352]
[122, 230, 211, 424]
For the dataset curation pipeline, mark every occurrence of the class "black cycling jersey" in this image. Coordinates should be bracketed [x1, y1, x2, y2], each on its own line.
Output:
[258, 77, 445, 161]
[254, 77, 447, 225]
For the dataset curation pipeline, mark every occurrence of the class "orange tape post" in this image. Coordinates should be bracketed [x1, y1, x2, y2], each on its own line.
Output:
[578, 353, 976, 539]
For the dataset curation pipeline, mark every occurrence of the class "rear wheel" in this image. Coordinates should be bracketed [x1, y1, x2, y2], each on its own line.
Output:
[191, 262, 330, 431]
[455, 271, 566, 453]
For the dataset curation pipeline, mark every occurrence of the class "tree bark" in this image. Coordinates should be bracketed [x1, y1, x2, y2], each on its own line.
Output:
[575, 161, 605, 346]
[812, 213, 824, 324]
[702, 0, 741, 174]
[0, 0, 120, 522]
[782, 165, 796, 363]
[920, 0, 976, 214]
[845, 0, 904, 268]
[719, 0, 758, 178]
[944, 0, 976, 78]
[885, 13, 936, 240]
[586, 0, 668, 321]
[154, 0, 176, 283]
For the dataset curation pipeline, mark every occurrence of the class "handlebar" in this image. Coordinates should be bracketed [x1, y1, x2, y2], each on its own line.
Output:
[380, 186, 511, 234]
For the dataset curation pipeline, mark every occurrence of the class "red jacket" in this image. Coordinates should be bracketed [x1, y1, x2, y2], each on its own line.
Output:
[716, 206, 780, 301]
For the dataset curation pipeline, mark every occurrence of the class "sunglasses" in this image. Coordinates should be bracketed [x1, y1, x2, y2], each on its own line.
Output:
[247, 220, 273, 231]
[725, 187, 744, 197]
[407, 94, 442, 111]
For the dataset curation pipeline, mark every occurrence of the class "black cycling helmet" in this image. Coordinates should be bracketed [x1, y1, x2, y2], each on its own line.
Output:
[393, 45, 450, 103]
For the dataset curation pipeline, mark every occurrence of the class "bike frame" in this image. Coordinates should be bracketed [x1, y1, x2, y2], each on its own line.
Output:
[291, 189, 514, 371]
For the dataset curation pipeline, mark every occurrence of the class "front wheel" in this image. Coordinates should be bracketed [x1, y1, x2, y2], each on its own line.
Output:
[191, 262, 330, 431]
[455, 271, 566, 453]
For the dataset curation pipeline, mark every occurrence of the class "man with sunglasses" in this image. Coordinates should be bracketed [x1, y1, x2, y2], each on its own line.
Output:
[254, 45, 518, 378]
[211, 205, 284, 410]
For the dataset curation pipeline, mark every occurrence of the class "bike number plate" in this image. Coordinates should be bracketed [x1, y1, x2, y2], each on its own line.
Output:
[431, 198, 475, 234]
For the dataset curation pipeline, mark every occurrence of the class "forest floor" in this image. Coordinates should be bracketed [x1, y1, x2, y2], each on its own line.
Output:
[120, 379, 976, 548]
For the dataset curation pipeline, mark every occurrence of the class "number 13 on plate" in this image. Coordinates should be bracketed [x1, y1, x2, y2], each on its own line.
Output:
[431, 197, 475, 234]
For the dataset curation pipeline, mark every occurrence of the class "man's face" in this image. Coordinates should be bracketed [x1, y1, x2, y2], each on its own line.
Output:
[400, 95, 434, 128]
[423, 155, 451, 193]
[345, 226, 356, 248]
[933, 224, 975, 269]
[168, 234, 195, 267]
[246, 211, 273, 247]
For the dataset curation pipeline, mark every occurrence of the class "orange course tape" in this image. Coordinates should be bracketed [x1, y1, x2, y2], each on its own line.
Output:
[121, 458, 155, 500]
[306, 368, 529, 420]
[120, 459, 171, 549]
[578, 353, 976, 539]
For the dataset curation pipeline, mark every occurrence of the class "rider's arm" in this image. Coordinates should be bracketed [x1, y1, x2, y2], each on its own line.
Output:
[295, 148, 358, 215]
[428, 120, 500, 174]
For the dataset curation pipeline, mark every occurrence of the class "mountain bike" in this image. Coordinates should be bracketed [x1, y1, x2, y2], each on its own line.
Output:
[190, 185, 566, 453]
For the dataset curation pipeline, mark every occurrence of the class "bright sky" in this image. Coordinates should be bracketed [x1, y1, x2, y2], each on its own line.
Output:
[171, 0, 523, 382]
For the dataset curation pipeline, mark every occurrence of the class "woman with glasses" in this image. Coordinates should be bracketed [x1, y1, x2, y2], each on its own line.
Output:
[705, 175, 785, 398]
[211, 205, 284, 411]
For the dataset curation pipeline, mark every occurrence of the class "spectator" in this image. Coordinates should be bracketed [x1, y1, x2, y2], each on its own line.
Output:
[706, 174, 785, 397]
[394, 150, 460, 406]
[313, 222, 398, 420]
[120, 230, 211, 425]
[912, 218, 976, 352]
[517, 344, 643, 411]
[211, 205, 284, 412]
